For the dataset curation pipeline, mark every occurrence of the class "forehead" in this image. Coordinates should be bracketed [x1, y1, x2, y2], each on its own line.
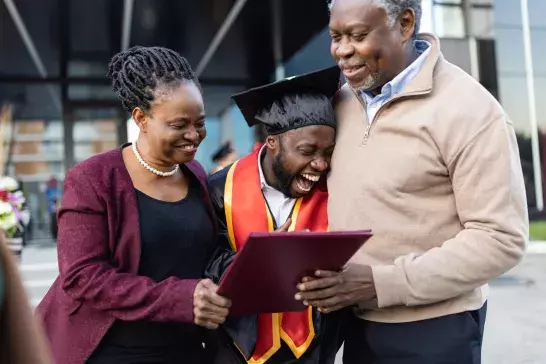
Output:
[151, 81, 204, 116]
[283, 125, 335, 146]
[329, 0, 388, 30]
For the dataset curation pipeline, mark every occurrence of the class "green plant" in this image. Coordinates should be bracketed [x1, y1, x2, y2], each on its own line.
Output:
[529, 221, 546, 241]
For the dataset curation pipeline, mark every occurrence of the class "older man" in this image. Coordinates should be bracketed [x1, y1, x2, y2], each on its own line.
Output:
[296, 0, 528, 363]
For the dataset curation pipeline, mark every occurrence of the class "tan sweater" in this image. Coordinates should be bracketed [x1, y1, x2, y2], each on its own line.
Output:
[328, 34, 528, 323]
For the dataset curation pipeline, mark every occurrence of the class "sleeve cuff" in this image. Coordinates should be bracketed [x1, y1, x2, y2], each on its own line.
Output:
[371, 265, 409, 308]
[175, 279, 200, 323]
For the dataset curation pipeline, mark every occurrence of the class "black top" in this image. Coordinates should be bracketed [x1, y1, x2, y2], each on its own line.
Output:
[93, 171, 216, 363]
[136, 177, 215, 282]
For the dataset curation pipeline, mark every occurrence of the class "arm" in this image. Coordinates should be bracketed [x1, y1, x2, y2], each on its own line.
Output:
[58, 169, 198, 323]
[205, 167, 236, 284]
[372, 115, 528, 307]
[296, 114, 528, 312]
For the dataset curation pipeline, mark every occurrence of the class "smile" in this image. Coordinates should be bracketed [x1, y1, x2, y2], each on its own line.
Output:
[177, 144, 197, 153]
[342, 64, 366, 78]
[295, 173, 320, 193]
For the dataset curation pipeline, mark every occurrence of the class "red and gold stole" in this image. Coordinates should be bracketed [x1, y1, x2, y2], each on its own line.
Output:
[224, 148, 329, 363]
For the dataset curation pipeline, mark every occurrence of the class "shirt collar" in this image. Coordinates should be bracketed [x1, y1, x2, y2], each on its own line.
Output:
[364, 40, 431, 101]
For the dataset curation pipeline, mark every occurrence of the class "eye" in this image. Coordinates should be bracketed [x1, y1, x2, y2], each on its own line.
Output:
[298, 148, 315, 156]
[195, 120, 206, 128]
[352, 33, 367, 42]
[330, 33, 341, 42]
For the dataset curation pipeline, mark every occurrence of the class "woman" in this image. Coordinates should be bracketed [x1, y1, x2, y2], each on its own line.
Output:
[36, 46, 231, 364]
[0, 233, 53, 364]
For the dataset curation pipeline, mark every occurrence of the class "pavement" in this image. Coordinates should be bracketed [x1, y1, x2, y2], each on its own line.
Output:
[18, 241, 546, 363]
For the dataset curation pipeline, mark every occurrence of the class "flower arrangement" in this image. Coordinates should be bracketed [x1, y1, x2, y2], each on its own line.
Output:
[0, 176, 29, 259]
[0, 176, 28, 238]
[0, 198, 18, 238]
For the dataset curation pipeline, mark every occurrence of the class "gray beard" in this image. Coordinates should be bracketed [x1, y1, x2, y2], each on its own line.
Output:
[349, 72, 382, 93]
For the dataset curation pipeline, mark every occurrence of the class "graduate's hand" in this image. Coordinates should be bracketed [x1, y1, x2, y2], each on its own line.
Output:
[295, 264, 377, 313]
[275, 218, 292, 232]
[193, 279, 231, 329]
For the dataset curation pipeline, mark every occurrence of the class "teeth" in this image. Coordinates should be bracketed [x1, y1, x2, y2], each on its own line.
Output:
[301, 173, 319, 182]
[296, 179, 312, 192]
[182, 145, 195, 150]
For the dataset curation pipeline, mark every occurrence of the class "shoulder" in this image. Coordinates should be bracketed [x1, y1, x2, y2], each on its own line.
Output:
[333, 84, 355, 108]
[207, 164, 231, 191]
[333, 84, 358, 126]
[185, 159, 208, 184]
[434, 57, 506, 123]
[65, 147, 125, 192]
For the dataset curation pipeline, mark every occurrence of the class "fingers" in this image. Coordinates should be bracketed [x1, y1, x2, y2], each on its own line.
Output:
[301, 276, 317, 283]
[197, 279, 231, 308]
[297, 274, 343, 292]
[315, 270, 342, 277]
[193, 279, 232, 329]
[295, 285, 339, 302]
[276, 218, 292, 232]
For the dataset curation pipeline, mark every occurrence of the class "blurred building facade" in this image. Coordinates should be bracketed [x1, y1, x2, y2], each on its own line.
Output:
[0, 0, 544, 238]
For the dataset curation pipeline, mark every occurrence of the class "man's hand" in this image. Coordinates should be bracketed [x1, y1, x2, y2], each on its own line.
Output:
[295, 264, 377, 313]
[275, 218, 292, 232]
[193, 279, 231, 329]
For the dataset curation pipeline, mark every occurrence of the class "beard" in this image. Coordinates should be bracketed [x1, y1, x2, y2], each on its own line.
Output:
[349, 71, 382, 93]
[272, 151, 297, 197]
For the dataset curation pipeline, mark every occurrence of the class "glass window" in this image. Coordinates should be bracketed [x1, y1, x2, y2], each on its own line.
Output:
[73, 118, 118, 163]
[494, 0, 522, 27]
[0, 84, 61, 120]
[498, 76, 530, 134]
[433, 5, 465, 38]
[471, 8, 494, 38]
[529, 0, 546, 28]
[531, 29, 546, 74]
[420, 0, 434, 34]
[68, 84, 117, 101]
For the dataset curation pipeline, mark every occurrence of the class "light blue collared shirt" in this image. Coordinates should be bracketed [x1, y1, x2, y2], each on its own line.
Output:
[362, 40, 431, 124]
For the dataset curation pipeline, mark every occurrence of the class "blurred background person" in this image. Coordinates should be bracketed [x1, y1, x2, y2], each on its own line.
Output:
[210, 141, 237, 174]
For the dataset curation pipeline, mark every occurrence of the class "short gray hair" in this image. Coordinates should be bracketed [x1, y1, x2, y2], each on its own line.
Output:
[328, 0, 422, 38]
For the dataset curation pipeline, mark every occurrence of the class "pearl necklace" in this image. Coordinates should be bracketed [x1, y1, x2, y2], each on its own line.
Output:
[132, 141, 179, 177]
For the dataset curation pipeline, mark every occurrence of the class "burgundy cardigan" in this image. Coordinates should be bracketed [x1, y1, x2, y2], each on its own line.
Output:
[36, 145, 216, 364]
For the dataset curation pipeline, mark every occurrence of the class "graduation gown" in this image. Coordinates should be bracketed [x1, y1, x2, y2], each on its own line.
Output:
[204, 151, 348, 364]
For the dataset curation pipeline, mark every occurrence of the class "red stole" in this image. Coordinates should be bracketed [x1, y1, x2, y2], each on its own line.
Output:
[224, 149, 329, 363]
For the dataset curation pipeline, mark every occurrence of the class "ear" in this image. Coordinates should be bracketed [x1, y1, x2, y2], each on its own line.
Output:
[132, 107, 148, 133]
[265, 135, 278, 151]
[399, 8, 416, 42]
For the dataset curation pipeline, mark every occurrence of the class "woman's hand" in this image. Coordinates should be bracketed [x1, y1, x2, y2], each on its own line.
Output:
[193, 279, 231, 329]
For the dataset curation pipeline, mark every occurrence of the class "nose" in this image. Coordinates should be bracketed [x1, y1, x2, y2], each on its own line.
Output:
[335, 40, 355, 59]
[184, 128, 200, 143]
[311, 157, 329, 172]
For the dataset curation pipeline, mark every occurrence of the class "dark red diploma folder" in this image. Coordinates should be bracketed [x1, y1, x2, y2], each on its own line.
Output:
[217, 230, 372, 316]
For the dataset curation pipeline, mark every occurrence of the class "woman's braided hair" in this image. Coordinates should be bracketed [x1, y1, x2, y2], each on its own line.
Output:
[107, 46, 200, 113]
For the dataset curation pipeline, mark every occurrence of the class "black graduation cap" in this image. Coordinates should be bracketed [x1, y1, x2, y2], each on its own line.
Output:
[211, 141, 234, 163]
[231, 66, 341, 135]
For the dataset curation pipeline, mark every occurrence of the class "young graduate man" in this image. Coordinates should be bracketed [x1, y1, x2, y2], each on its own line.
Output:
[205, 66, 346, 364]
